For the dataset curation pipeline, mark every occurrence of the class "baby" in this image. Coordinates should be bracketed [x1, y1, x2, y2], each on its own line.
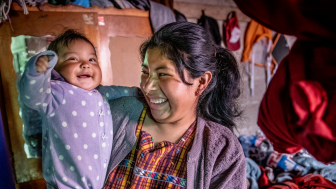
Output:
[18, 29, 138, 189]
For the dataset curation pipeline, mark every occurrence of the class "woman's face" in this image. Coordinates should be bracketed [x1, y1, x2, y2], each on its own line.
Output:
[140, 48, 199, 123]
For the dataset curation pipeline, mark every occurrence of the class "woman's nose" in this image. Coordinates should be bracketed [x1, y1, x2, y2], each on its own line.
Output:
[80, 62, 90, 69]
[142, 76, 157, 95]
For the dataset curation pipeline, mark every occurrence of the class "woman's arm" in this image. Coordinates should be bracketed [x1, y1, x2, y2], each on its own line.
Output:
[97, 85, 140, 100]
[210, 151, 246, 189]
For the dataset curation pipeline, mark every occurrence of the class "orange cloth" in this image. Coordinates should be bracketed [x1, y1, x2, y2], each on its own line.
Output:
[241, 19, 272, 62]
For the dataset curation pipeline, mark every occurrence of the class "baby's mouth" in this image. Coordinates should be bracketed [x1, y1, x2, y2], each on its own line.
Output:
[77, 74, 92, 78]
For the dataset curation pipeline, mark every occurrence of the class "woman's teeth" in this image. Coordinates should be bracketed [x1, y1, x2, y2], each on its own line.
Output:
[150, 99, 167, 104]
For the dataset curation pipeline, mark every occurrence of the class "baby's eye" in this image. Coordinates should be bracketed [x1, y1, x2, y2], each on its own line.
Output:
[89, 58, 97, 62]
[141, 70, 149, 75]
[68, 57, 78, 61]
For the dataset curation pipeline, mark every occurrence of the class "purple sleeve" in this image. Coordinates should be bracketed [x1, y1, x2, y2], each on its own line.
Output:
[18, 50, 59, 115]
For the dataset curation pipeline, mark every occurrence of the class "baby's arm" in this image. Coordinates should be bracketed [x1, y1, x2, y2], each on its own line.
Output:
[18, 51, 58, 114]
[97, 85, 141, 100]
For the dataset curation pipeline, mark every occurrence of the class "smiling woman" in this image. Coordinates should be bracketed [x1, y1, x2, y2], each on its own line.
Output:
[104, 22, 246, 189]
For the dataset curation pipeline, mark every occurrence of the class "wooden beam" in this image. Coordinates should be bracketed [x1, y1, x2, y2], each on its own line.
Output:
[10, 2, 149, 17]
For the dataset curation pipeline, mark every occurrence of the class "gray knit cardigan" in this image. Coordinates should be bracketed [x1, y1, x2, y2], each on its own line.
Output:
[103, 97, 246, 189]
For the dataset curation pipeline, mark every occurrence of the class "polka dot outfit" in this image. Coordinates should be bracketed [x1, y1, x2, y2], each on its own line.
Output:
[18, 51, 139, 189]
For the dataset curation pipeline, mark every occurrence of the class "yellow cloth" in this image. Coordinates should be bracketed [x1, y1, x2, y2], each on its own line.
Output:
[241, 19, 272, 62]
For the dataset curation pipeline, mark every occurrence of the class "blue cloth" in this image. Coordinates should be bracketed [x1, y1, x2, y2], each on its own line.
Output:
[0, 108, 16, 189]
[73, 0, 90, 7]
[246, 157, 261, 189]
[292, 156, 328, 175]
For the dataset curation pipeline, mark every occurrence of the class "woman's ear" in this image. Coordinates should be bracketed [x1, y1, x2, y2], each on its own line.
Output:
[197, 71, 212, 94]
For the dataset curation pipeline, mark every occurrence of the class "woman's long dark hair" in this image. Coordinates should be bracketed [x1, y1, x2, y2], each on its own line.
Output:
[140, 22, 241, 131]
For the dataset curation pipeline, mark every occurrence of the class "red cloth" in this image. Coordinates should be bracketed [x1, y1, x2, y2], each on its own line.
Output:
[258, 166, 270, 188]
[267, 174, 336, 189]
[234, 0, 336, 163]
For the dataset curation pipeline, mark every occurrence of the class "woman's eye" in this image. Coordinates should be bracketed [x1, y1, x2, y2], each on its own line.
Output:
[158, 73, 167, 77]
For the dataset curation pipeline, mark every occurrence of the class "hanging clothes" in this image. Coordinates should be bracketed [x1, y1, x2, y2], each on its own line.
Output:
[151, 0, 173, 12]
[174, 9, 187, 22]
[197, 11, 221, 46]
[127, 0, 176, 33]
[224, 11, 241, 51]
[234, 0, 336, 163]
[241, 19, 273, 95]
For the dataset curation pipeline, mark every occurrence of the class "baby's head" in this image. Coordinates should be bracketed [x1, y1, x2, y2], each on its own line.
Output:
[48, 29, 102, 91]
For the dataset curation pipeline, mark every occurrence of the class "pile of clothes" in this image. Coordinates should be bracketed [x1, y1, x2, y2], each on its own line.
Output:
[240, 133, 336, 188]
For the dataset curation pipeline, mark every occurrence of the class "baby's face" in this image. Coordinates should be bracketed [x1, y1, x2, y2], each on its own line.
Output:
[54, 39, 102, 91]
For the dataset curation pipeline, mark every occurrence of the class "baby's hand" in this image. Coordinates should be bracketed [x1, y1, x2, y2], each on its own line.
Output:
[35, 55, 50, 73]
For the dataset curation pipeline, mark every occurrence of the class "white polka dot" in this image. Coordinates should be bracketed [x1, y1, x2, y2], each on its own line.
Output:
[59, 155, 64, 160]
[88, 92, 92, 96]
[97, 176, 99, 180]
[102, 143, 106, 148]
[90, 112, 94, 116]
[84, 144, 88, 149]
[106, 93, 109, 98]
[110, 130, 113, 135]
[76, 186, 80, 189]
[98, 102, 102, 106]
[100, 122, 104, 127]
[88, 166, 92, 170]
[46, 88, 51, 93]
[25, 95, 30, 99]
[70, 166, 75, 171]
[62, 177, 67, 182]
[44, 137, 47, 141]
[94, 154, 98, 159]
[39, 88, 43, 93]
[56, 81, 60, 84]
[78, 156, 82, 160]
[51, 82, 55, 85]
[81, 177, 85, 182]
[88, 183, 91, 187]
[48, 78, 50, 82]
[69, 90, 74, 94]
[54, 134, 58, 138]
[82, 101, 86, 106]
[62, 122, 67, 127]
[104, 163, 107, 168]
[83, 122, 87, 127]
[36, 103, 41, 106]
[92, 133, 96, 138]
[72, 111, 77, 116]
[43, 103, 47, 107]
[30, 80, 36, 84]
[107, 110, 111, 115]
[47, 169, 50, 173]
[62, 99, 66, 104]
[73, 86, 78, 89]
[124, 89, 128, 93]
[74, 133, 78, 138]
[50, 113, 55, 117]
[65, 145, 70, 150]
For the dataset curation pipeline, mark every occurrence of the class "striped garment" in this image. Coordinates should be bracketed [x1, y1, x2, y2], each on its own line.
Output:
[104, 107, 196, 189]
